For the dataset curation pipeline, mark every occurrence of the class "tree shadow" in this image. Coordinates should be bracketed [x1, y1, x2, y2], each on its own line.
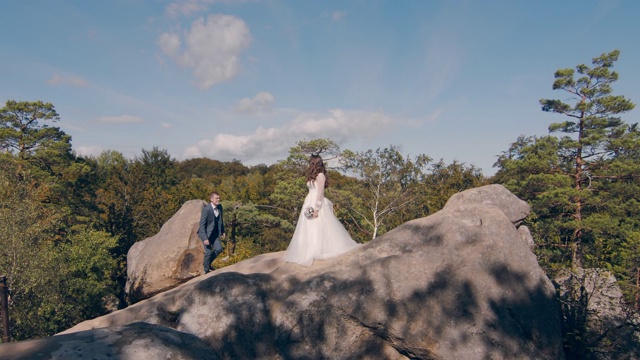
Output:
[0, 322, 213, 360]
[8, 214, 565, 359]
[125, 267, 149, 304]
[553, 270, 640, 360]
[142, 220, 564, 360]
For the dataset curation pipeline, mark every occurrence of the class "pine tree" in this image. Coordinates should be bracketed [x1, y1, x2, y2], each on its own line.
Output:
[538, 50, 635, 268]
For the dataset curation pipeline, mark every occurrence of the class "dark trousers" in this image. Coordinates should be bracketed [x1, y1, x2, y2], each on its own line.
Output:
[203, 237, 223, 273]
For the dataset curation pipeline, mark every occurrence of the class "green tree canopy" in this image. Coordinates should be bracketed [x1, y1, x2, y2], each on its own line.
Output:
[494, 50, 639, 299]
[0, 100, 68, 159]
[538, 50, 635, 268]
[0, 158, 118, 340]
[340, 145, 431, 239]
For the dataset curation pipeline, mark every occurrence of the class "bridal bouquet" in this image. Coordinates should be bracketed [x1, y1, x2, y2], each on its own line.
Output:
[303, 206, 315, 219]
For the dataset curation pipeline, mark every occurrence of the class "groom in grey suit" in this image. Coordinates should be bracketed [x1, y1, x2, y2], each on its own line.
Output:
[198, 191, 226, 274]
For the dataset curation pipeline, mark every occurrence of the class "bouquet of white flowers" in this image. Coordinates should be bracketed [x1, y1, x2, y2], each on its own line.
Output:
[303, 206, 315, 219]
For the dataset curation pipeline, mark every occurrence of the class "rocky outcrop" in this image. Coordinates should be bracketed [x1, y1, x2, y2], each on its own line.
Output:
[443, 183, 530, 224]
[1, 184, 565, 359]
[125, 200, 206, 302]
[0, 322, 212, 360]
[554, 268, 640, 359]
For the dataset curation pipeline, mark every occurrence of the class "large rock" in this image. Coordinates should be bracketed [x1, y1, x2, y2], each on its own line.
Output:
[554, 268, 640, 359]
[2, 185, 565, 359]
[0, 322, 212, 360]
[444, 183, 530, 224]
[125, 200, 206, 302]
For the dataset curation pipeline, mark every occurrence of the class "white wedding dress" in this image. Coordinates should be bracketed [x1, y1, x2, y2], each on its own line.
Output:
[284, 175, 359, 266]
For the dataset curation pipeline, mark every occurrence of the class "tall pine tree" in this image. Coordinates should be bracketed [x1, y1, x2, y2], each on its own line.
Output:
[495, 50, 639, 297]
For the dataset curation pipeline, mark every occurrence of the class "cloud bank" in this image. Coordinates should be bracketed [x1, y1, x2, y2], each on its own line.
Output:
[235, 92, 275, 113]
[158, 14, 252, 89]
[47, 74, 90, 87]
[184, 109, 394, 163]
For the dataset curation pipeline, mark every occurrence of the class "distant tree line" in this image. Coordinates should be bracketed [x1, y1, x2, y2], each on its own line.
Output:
[1, 50, 638, 358]
[0, 103, 484, 340]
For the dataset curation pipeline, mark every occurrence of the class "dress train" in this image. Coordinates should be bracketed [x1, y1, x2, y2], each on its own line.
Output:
[284, 181, 358, 266]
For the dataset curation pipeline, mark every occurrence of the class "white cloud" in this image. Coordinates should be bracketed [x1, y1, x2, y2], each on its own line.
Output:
[159, 14, 251, 89]
[235, 91, 275, 113]
[184, 109, 394, 162]
[332, 11, 346, 21]
[74, 145, 103, 158]
[97, 115, 144, 124]
[165, 0, 254, 17]
[158, 32, 181, 56]
[166, 0, 209, 17]
[161, 122, 173, 129]
[47, 73, 90, 87]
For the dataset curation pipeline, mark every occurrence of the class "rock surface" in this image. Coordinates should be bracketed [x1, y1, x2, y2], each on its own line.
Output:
[0, 322, 212, 360]
[125, 199, 206, 302]
[554, 268, 640, 359]
[1, 185, 565, 359]
[443, 183, 530, 224]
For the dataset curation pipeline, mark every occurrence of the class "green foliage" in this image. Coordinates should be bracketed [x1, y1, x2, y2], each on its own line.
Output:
[5, 77, 634, 349]
[0, 99, 79, 206]
[228, 201, 295, 253]
[31, 227, 118, 336]
[0, 160, 117, 340]
[422, 160, 486, 214]
[539, 53, 635, 197]
[1, 102, 495, 341]
[494, 135, 566, 182]
[264, 139, 342, 227]
[178, 157, 225, 179]
[211, 237, 254, 268]
[269, 170, 307, 220]
[129, 147, 186, 240]
[0, 100, 65, 160]
[286, 138, 343, 166]
[498, 50, 638, 269]
[340, 145, 431, 239]
[495, 51, 640, 315]
[136, 147, 179, 190]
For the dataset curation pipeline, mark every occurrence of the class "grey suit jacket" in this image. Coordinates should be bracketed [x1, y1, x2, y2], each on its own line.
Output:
[198, 203, 225, 241]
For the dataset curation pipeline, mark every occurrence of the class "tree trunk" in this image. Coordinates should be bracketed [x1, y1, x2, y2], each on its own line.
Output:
[636, 267, 640, 311]
[572, 111, 586, 270]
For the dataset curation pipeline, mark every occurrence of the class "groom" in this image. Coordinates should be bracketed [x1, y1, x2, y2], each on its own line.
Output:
[198, 191, 226, 274]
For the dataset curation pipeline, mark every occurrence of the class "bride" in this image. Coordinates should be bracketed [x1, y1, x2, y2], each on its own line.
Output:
[284, 154, 359, 266]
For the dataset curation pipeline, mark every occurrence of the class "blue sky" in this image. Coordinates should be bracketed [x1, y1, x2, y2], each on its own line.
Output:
[2, 0, 638, 175]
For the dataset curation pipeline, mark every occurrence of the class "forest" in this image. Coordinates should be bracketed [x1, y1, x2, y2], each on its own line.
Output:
[1, 50, 639, 356]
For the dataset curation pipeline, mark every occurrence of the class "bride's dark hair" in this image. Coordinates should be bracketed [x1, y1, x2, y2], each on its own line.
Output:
[306, 154, 328, 188]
